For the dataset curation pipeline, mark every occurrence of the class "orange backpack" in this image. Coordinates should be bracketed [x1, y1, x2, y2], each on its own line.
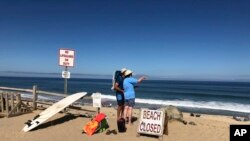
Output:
[93, 113, 106, 122]
[83, 113, 108, 136]
[83, 120, 99, 136]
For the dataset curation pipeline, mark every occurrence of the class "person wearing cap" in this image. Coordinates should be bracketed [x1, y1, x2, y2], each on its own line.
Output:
[114, 68, 127, 120]
[123, 70, 146, 125]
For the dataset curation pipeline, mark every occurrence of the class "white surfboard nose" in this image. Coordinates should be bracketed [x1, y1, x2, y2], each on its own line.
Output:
[22, 92, 87, 132]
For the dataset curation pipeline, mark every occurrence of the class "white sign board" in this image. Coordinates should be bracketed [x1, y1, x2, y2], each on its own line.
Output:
[137, 109, 165, 136]
[59, 49, 75, 67]
[92, 92, 102, 108]
[62, 71, 70, 79]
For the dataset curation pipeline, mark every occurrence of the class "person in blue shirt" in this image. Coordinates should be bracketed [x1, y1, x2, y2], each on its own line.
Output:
[123, 69, 146, 125]
[114, 68, 127, 120]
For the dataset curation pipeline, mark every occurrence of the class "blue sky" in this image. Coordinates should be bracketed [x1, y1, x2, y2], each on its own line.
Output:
[0, 0, 250, 80]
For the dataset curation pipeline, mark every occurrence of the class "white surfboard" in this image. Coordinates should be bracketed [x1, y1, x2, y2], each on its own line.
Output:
[22, 92, 87, 132]
[111, 71, 116, 90]
[111, 70, 121, 90]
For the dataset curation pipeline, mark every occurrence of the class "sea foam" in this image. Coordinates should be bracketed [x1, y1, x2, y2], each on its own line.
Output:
[101, 94, 250, 113]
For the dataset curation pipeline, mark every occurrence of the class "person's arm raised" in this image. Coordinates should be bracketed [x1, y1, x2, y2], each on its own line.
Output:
[137, 76, 146, 83]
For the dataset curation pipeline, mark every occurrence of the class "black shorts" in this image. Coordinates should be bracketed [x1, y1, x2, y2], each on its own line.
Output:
[125, 98, 135, 107]
[116, 93, 125, 106]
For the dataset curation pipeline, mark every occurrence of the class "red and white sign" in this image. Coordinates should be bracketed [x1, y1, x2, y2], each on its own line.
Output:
[59, 49, 75, 67]
[137, 109, 165, 136]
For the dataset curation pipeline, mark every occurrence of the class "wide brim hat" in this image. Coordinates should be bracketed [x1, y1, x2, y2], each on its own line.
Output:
[121, 68, 127, 73]
[124, 69, 133, 76]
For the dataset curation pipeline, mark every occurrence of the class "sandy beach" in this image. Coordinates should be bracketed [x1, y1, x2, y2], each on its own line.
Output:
[0, 105, 249, 141]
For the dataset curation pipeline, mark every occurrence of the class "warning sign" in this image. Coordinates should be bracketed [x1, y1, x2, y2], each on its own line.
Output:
[62, 71, 70, 79]
[137, 109, 165, 136]
[59, 49, 75, 67]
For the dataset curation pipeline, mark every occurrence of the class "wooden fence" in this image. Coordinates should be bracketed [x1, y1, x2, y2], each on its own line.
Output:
[0, 85, 105, 119]
[0, 85, 96, 117]
[0, 91, 32, 117]
[0, 86, 68, 110]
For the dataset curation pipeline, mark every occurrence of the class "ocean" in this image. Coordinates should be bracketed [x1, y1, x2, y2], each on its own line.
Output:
[0, 76, 250, 116]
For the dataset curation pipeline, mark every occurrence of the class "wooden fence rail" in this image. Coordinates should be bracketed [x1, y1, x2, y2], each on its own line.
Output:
[0, 86, 67, 111]
[0, 85, 95, 118]
[0, 87, 33, 93]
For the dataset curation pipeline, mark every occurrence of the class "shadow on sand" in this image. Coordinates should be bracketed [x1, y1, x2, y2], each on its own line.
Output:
[126, 116, 138, 123]
[31, 113, 81, 131]
[131, 116, 138, 124]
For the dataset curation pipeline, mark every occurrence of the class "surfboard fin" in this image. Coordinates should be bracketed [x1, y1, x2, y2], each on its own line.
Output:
[33, 115, 40, 120]
[36, 121, 40, 124]
[25, 121, 32, 127]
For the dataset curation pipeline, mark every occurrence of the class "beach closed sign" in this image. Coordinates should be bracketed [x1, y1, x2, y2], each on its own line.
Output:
[138, 109, 165, 136]
[59, 49, 75, 67]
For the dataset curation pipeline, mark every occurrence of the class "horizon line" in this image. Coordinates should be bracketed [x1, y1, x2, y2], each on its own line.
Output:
[0, 71, 250, 82]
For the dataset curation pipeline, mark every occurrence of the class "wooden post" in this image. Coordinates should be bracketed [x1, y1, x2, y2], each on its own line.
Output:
[163, 113, 169, 135]
[0, 92, 4, 112]
[10, 92, 14, 110]
[5, 93, 9, 114]
[16, 94, 21, 113]
[32, 85, 38, 110]
[97, 107, 100, 114]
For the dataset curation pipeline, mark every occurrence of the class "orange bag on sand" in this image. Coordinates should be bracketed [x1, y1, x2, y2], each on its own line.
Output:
[83, 120, 99, 136]
[93, 113, 106, 122]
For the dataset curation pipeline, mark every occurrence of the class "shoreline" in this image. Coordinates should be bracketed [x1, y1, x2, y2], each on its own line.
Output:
[20, 94, 250, 117]
[1, 76, 250, 116]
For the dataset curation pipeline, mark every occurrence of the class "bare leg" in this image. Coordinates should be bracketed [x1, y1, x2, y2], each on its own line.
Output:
[123, 106, 128, 120]
[126, 111, 129, 121]
[121, 105, 125, 118]
[117, 105, 122, 119]
[128, 106, 133, 125]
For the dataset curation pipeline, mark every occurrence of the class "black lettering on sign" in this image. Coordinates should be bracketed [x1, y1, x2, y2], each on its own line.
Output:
[230, 125, 250, 141]
[142, 110, 162, 121]
[139, 122, 162, 134]
[143, 111, 147, 119]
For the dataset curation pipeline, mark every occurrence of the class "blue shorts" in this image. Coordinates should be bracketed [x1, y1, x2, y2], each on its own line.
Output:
[125, 98, 135, 107]
[116, 93, 124, 106]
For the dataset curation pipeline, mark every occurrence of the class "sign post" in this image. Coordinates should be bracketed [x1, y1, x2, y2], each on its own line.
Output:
[59, 49, 75, 95]
[64, 67, 68, 94]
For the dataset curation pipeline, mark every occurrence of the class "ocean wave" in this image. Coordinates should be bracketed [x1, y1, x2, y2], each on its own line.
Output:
[101, 94, 250, 113]
[20, 92, 250, 113]
[21, 93, 57, 101]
